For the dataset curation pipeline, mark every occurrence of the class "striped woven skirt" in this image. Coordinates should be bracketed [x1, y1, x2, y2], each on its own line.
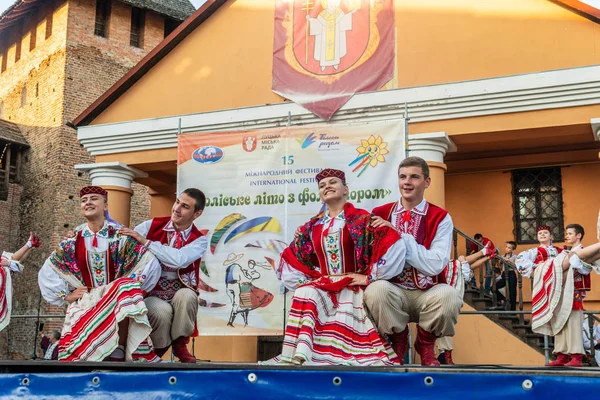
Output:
[0, 267, 11, 333]
[279, 285, 400, 366]
[58, 277, 160, 362]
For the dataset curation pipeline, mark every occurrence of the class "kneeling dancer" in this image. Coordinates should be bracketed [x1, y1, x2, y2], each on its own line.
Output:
[366, 157, 463, 366]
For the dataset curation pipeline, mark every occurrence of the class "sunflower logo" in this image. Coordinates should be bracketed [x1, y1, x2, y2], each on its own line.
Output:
[349, 135, 389, 177]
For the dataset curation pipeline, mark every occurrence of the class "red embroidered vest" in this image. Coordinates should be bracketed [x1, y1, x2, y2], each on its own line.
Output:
[75, 231, 116, 288]
[146, 216, 204, 301]
[372, 201, 448, 290]
[311, 223, 357, 275]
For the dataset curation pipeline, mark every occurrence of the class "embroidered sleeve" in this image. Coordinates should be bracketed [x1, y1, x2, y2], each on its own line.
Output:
[515, 248, 538, 278]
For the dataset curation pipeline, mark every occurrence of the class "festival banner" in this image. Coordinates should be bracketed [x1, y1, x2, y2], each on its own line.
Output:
[272, 0, 395, 120]
[178, 120, 405, 335]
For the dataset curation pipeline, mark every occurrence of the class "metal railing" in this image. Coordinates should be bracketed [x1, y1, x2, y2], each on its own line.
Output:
[453, 228, 526, 324]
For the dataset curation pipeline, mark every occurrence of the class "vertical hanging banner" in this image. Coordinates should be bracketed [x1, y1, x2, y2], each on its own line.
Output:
[178, 120, 405, 335]
[272, 0, 395, 120]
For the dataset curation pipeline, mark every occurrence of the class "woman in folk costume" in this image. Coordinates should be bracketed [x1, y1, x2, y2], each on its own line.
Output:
[276, 168, 406, 365]
[516, 224, 600, 367]
[0, 233, 41, 332]
[38, 186, 162, 362]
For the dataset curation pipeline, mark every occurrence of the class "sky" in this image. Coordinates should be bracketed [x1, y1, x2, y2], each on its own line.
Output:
[0, 0, 208, 15]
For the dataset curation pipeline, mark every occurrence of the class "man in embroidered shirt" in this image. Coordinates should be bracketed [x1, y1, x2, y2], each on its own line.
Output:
[365, 156, 462, 366]
[120, 188, 207, 363]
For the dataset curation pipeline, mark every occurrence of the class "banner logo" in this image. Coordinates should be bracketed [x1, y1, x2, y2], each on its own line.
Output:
[272, 0, 395, 120]
[192, 146, 224, 164]
[348, 135, 389, 177]
[242, 136, 257, 152]
[297, 132, 317, 149]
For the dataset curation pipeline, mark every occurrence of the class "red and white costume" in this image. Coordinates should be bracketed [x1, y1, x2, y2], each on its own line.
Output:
[517, 241, 594, 364]
[364, 199, 462, 365]
[134, 216, 207, 360]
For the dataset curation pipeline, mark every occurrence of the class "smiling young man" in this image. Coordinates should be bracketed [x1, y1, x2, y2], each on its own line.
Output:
[120, 188, 207, 363]
[365, 156, 462, 366]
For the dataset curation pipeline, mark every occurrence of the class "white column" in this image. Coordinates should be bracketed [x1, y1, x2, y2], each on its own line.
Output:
[75, 162, 147, 227]
[407, 132, 456, 207]
[591, 119, 600, 160]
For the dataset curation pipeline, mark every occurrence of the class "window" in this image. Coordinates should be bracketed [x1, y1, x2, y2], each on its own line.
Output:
[512, 167, 564, 244]
[20, 87, 27, 108]
[35, 83, 39, 98]
[0, 101, 3, 119]
[30, 25, 37, 51]
[15, 37, 22, 63]
[130, 7, 145, 48]
[164, 18, 179, 38]
[95, 0, 111, 38]
[0, 50, 6, 73]
[45, 12, 53, 39]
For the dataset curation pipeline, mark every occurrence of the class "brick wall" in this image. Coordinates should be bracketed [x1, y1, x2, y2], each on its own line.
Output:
[0, 0, 175, 359]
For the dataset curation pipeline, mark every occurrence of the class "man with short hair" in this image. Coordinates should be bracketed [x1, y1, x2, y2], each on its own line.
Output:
[366, 156, 463, 366]
[120, 188, 208, 363]
[40, 330, 61, 360]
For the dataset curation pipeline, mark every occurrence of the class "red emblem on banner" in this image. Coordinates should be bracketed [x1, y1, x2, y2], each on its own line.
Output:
[273, 0, 395, 120]
[242, 135, 257, 152]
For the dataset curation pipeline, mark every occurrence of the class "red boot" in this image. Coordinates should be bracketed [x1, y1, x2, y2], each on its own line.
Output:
[389, 328, 409, 365]
[564, 354, 584, 367]
[444, 350, 455, 365]
[172, 337, 196, 363]
[414, 326, 440, 367]
[546, 352, 569, 366]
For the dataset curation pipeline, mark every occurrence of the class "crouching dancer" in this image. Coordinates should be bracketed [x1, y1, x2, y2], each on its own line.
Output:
[366, 157, 463, 366]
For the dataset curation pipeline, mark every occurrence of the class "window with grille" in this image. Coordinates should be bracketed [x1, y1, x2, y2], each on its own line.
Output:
[130, 7, 145, 48]
[0, 50, 5, 72]
[511, 167, 564, 244]
[94, 0, 111, 38]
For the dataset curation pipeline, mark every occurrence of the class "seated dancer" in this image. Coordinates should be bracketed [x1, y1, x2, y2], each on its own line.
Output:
[436, 244, 496, 365]
[366, 157, 463, 366]
[276, 168, 406, 365]
[516, 224, 600, 367]
[0, 233, 40, 332]
[38, 186, 161, 362]
[120, 188, 207, 363]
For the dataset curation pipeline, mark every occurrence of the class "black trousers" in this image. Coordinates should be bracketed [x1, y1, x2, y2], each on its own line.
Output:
[495, 270, 517, 311]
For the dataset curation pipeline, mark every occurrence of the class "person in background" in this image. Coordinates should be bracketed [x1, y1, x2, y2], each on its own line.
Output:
[40, 330, 61, 360]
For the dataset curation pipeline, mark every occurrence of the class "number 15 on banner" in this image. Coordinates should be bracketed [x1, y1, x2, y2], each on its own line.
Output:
[282, 156, 295, 165]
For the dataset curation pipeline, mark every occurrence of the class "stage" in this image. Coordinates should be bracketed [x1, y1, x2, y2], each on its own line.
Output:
[1, 361, 599, 399]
